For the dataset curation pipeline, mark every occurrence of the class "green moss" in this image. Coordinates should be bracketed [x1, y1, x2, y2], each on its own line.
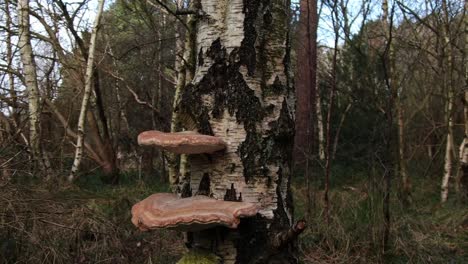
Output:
[176, 250, 221, 264]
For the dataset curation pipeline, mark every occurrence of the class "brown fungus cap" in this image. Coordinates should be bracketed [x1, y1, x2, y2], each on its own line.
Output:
[131, 193, 258, 232]
[137, 130, 226, 154]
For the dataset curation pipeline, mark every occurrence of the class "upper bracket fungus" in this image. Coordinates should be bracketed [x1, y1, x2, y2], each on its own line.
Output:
[131, 193, 258, 232]
[137, 130, 227, 154]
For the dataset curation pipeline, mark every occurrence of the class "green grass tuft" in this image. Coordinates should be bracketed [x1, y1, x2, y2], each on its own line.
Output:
[177, 249, 221, 264]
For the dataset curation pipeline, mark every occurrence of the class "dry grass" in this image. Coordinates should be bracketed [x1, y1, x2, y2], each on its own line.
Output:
[0, 178, 185, 264]
[294, 178, 468, 264]
[1, 173, 466, 264]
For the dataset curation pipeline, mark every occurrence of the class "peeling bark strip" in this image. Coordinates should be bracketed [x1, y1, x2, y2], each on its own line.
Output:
[177, 0, 296, 262]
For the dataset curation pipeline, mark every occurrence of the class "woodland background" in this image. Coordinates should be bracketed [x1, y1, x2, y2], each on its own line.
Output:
[0, 0, 467, 263]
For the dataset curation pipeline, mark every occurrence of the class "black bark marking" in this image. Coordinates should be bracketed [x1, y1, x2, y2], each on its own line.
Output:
[240, 0, 268, 76]
[223, 183, 242, 202]
[198, 47, 204, 66]
[180, 182, 192, 198]
[264, 75, 286, 96]
[239, 99, 294, 183]
[180, 38, 264, 137]
[196, 173, 211, 196]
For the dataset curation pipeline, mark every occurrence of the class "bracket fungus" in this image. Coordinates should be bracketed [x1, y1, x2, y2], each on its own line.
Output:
[137, 130, 227, 154]
[131, 193, 258, 232]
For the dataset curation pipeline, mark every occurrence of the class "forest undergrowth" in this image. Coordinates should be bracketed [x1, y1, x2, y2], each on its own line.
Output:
[0, 170, 467, 264]
[294, 169, 468, 264]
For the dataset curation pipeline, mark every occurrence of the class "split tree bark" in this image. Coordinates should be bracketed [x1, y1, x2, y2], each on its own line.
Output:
[176, 0, 297, 262]
[69, 0, 106, 181]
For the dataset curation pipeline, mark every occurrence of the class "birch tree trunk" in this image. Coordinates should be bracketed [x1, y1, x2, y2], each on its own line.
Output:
[69, 0, 106, 181]
[169, 0, 190, 187]
[441, 0, 454, 203]
[177, 0, 297, 262]
[17, 0, 47, 174]
[6, 0, 19, 127]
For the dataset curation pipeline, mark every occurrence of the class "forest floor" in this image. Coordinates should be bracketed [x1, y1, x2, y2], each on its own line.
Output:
[0, 171, 467, 263]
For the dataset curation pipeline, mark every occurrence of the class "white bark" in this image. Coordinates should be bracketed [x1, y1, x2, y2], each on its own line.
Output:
[69, 0, 106, 181]
[169, 0, 193, 187]
[182, 0, 294, 261]
[442, 123, 454, 202]
[441, 0, 454, 203]
[17, 0, 42, 168]
[6, 0, 18, 123]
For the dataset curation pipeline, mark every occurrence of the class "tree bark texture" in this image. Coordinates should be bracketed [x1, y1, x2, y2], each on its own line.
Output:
[69, 0, 106, 181]
[17, 0, 44, 172]
[293, 0, 318, 166]
[169, 0, 192, 187]
[6, 0, 19, 127]
[176, 0, 296, 262]
[441, 0, 454, 203]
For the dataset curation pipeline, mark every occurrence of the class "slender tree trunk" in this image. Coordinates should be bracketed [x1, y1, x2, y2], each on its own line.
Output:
[316, 86, 325, 161]
[381, 0, 394, 252]
[5, 0, 18, 126]
[297, 0, 318, 219]
[441, 0, 454, 203]
[398, 100, 411, 203]
[69, 0, 106, 181]
[294, 0, 318, 168]
[324, 0, 339, 224]
[168, 0, 194, 188]
[177, 0, 297, 262]
[54, 0, 117, 182]
[331, 102, 352, 160]
[17, 0, 48, 174]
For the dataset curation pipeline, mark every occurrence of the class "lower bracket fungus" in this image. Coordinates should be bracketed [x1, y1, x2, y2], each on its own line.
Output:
[131, 193, 258, 232]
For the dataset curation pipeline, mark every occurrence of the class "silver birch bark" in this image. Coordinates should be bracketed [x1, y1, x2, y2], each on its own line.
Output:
[177, 0, 296, 262]
[168, 0, 189, 186]
[441, 0, 454, 203]
[17, 0, 44, 172]
[69, 0, 106, 181]
[6, 0, 18, 126]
